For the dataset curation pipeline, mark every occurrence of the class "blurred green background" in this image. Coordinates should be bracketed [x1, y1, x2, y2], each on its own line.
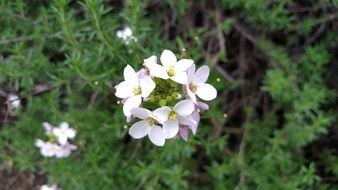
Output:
[0, 0, 337, 189]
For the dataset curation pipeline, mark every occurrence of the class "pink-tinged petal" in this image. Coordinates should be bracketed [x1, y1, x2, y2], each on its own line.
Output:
[197, 101, 209, 110]
[179, 126, 189, 141]
[173, 99, 195, 116]
[177, 115, 195, 126]
[148, 125, 165, 146]
[131, 108, 152, 119]
[137, 68, 148, 79]
[153, 106, 171, 123]
[175, 59, 194, 72]
[123, 65, 138, 84]
[163, 119, 179, 139]
[195, 83, 217, 101]
[193, 65, 210, 84]
[146, 63, 169, 79]
[35, 139, 45, 148]
[59, 122, 69, 130]
[42, 122, 53, 135]
[186, 86, 197, 103]
[129, 120, 149, 139]
[170, 71, 187, 84]
[140, 76, 155, 98]
[123, 95, 142, 116]
[144, 55, 157, 66]
[115, 81, 135, 98]
[160, 49, 177, 69]
[188, 112, 200, 134]
[187, 64, 195, 83]
[126, 115, 133, 123]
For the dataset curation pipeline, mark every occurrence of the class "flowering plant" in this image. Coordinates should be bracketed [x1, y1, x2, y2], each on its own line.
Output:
[35, 122, 77, 158]
[115, 50, 217, 146]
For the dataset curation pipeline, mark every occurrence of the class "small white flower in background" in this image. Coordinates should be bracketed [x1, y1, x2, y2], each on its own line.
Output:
[115, 65, 155, 117]
[7, 94, 20, 116]
[53, 122, 76, 145]
[116, 26, 137, 44]
[55, 142, 78, 158]
[186, 64, 217, 102]
[128, 108, 165, 146]
[144, 50, 194, 84]
[40, 184, 60, 190]
[35, 139, 60, 157]
[115, 49, 218, 146]
[35, 122, 77, 158]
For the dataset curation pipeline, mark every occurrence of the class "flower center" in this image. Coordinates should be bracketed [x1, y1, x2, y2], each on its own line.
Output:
[133, 86, 142, 95]
[167, 65, 176, 77]
[147, 118, 156, 126]
[168, 111, 176, 120]
[189, 83, 198, 92]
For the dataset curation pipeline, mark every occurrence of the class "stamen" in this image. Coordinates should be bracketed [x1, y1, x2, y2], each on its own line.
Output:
[132, 86, 142, 95]
[147, 118, 156, 126]
[189, 83, 198, 92]
[167, 65, 176, 77]
[168, 111, 176, 120]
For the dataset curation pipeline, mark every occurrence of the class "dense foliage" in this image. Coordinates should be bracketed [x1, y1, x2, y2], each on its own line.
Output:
[0, 0, 337, 189]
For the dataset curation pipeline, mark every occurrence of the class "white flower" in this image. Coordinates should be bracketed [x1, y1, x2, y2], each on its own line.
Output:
[40, 184, 60, 190]
[55, 142, 77, 158]
[153, 100, 195, 139]
[115, 65, 156, 117]
[186, 64, 217, 102]
[35, 139, 60, 157]
[7, 94, 20, 108]
[116, 26, 136, 44]
[144, 50, 194, 84]
[128, 108, 165, 146]
[53, 122, 76, 145]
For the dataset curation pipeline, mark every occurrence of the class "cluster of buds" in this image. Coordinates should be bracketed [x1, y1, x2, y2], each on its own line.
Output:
[35, 122, 77, 158]
[115, 50, 217, 146]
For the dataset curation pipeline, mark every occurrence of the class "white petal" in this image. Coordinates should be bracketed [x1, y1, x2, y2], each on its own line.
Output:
[123, 65, 138, 84]
[195, 83, 217, 101]
[177, 115, 195, 126]
[116, 30, 123, 38]
[140, 76, 155, 98]
[144, 55, 157, 66]
[186, 86, 197, 103]
[131, 107, 152, 119]
[187, 64, 195, 83]
[35, 139, 45, 148]
[163, 119, 179, 139]
[59, 122, 69, 130]
[115, 81, 135, 98]
[53, 128, 62, 137]
[188, 112, 200, 135]
[129, 120, 149, 139]
[123, 95, 142, 116]
[175, 59, 194, 72]
[123, 27, 132, 36]
[148, 125, 165, 146]
[173, 99, 195, 116]
[193, 65, 210, 84]
[146, 62, 169, 79]
[57, 135, 68, 145]
[66, 128, 76, 138]
[153, 106, 171, 123]
[170, 71, 187, 84]
[160, 49, 177, 69]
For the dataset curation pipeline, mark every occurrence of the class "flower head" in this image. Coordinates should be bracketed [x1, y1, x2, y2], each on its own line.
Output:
[153, 100, 195, 139]
[128, 108, 165, 146]
[116, 26, 137, 45]
[115, 65, 156, 117]
[35, 139, 60, 157]
[186, 64, 217, 102]
[53, 122, 76, 145]
[144, 50, 193, 84]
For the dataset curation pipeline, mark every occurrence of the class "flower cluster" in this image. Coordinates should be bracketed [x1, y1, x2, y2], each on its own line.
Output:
[115, 50, 217, 146]
[35, 122, 77, 158]
[116, 26, 137, 45]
